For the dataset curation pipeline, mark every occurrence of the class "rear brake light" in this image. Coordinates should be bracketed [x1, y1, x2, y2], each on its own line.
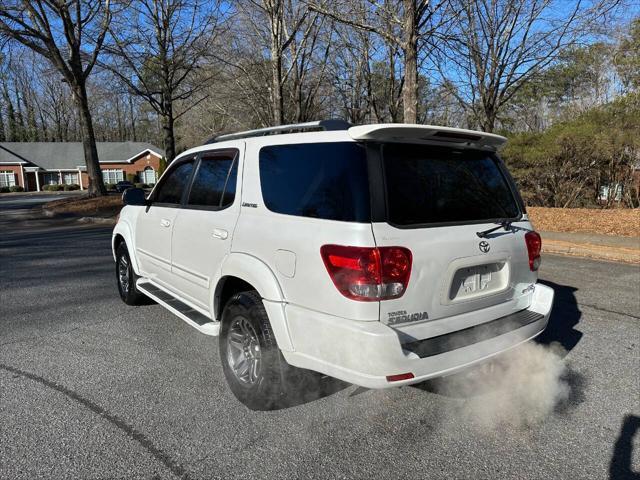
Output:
[525, 231, 542, 271]
[320, 245, 412, 301]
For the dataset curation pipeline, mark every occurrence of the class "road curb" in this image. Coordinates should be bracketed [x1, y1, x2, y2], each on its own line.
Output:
[543, 239, 640, 264]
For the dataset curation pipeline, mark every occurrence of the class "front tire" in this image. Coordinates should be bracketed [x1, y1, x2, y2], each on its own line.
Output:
[115, 242, 146, 305]
[219, 291, 295, 410]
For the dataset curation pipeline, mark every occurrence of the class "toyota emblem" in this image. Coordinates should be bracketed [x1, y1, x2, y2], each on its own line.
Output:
[479, 241, 490, 253]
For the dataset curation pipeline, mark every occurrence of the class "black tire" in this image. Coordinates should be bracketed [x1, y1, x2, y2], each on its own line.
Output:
[115, 242, 146, 306]
[219, 290, 299, 410]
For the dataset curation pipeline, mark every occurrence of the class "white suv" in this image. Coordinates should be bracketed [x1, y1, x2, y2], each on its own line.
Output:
[112, 121, 554, 410]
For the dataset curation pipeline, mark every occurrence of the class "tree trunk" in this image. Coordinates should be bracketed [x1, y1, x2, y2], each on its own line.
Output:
[482, 107, 497, 133]
[74, 82, 106, 196]
[269, 3, 284, 126]
[270, 46, 284, 125]
[401, 0, 418, 124]
[0, 105, 5, 142]
[161, 96, 176, 163]
[129, 96, 137, 142]
[2, 84, 17, 141]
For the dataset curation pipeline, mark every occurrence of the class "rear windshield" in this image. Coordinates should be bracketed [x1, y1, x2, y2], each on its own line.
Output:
[259, 142, 370, 222]
[382, 144, 520, 226]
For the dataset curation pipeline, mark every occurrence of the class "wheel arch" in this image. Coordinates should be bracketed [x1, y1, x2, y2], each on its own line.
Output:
[112, 222, 141, 275]
[213, 253, 293, 352]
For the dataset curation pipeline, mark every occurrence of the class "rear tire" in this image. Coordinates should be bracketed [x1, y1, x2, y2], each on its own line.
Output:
[115, 242, 146, 306]
[219, 290, 297, 410]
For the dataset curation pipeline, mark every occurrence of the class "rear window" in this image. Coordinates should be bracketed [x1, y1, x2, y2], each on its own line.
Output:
[259, 142, 370, 222]
[382, 144, 520, 226]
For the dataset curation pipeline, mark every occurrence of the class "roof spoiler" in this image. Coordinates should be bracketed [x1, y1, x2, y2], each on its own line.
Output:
[205, 119, 352, 144]
[348, 124, 507, 150]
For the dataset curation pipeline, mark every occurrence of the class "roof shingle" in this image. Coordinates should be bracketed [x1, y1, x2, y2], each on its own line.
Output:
[0, 142, 165, 170]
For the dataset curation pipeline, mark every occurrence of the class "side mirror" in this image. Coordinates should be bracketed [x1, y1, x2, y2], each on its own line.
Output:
[122, 187, 146, 206]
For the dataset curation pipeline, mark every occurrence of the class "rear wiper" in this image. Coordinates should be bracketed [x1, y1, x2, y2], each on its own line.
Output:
[476, 220, 513, 238]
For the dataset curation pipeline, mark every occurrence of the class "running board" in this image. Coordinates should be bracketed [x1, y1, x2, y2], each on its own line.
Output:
[136, 280, 220, 336]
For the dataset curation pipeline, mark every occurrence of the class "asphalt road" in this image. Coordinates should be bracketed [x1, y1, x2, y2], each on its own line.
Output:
[1, 195, 638, 480]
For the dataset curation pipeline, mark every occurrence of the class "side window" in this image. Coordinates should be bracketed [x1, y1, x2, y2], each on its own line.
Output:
[154, 160, 194, 205]
[259, 142, 370, 222]
[187, 153, 238, 208]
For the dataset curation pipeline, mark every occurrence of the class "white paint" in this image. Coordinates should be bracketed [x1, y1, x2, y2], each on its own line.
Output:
[348, 123, 506, 149]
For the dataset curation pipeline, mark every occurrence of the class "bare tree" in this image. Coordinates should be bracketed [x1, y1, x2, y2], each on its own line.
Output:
[230, 0, 319, 126]
[0, 0, 112, 195]
[441, 0, 622, 132]
[106, 0, 224, 162]
[310, 0, 449, 123]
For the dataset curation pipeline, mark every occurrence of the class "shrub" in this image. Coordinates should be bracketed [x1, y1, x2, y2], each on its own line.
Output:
[0, 186, 10, 193]
[9, 185, 24, 192]
[63, 184, 80, 191]
[134, 183, 145, 189]
[105, 183, 116, 190]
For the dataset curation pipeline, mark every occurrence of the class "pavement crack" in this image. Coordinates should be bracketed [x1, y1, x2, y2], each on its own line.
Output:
[578, 302, 640, 320]
[0, 363, 191, 480]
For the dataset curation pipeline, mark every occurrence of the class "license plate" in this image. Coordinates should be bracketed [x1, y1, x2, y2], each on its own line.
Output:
[449, 262, 507, 301]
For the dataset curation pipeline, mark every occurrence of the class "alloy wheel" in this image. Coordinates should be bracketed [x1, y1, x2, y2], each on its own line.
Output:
[226, 316, 262, 385]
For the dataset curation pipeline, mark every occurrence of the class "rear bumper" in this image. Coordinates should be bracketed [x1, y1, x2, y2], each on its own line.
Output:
[281, 283, 554, 389]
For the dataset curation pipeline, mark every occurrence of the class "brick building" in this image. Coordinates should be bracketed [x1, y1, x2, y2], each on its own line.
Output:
[0, 142, 165, 191]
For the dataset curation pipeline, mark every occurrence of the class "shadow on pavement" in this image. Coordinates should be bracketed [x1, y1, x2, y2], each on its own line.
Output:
[535, 279, 583, 354]
[260, 369, 351, 411]
[610, 415, 640, 480]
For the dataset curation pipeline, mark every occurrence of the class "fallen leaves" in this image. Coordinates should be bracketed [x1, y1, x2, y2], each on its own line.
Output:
[528, 207, 640, 237]
[44, 194, 123, 216]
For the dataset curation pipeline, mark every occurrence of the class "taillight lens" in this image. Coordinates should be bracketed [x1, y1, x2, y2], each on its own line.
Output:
[525, 231, 542, 271]
[320, 245, 412, 301]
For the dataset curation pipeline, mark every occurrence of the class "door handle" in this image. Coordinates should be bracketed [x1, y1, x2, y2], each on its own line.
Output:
[160, 218, 171, 228]
[212, 228, 228, 240]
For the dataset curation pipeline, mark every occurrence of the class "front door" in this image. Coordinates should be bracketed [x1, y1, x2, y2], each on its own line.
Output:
[135, 159, 195, 287]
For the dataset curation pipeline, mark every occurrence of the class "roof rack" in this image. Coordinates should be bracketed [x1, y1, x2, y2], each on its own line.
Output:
[205, 119, 352, 144]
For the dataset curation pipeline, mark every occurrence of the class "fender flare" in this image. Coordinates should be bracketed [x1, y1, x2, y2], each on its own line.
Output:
[213, 252, 294, 352]
[112, 220, 141, 275]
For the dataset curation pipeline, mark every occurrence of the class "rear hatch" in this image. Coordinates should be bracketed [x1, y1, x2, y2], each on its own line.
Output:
[368, 142, 536, 327]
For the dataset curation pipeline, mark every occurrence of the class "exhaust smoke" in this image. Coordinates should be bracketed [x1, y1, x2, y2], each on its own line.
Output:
[433, 341, 570, 430]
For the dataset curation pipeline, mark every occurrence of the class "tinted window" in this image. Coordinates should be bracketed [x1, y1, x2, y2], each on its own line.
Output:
[154, 161, 194, 205]
[188, 153, 238, 208]
[259, 142, 370, 222]
[383, 144, 520, 226]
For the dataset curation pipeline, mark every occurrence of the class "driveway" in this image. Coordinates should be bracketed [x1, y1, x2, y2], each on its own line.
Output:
[0, 192, 81, 219]
[0, 211, 638, 479]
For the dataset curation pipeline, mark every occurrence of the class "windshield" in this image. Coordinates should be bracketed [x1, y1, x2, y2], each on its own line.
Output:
[382, 144, 521, 227]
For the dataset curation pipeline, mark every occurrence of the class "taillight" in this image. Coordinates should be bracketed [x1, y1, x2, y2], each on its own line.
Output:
[320, 245, 412, 301]
[525, 231, 542, 271]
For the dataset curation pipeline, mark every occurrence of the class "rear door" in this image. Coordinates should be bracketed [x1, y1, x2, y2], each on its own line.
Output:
[370, 143, 535, 328]
[135, 158, 195, 285]
[169, 148, 242, 309]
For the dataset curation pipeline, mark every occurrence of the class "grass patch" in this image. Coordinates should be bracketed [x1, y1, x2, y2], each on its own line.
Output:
[528, 207, 640, 237]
